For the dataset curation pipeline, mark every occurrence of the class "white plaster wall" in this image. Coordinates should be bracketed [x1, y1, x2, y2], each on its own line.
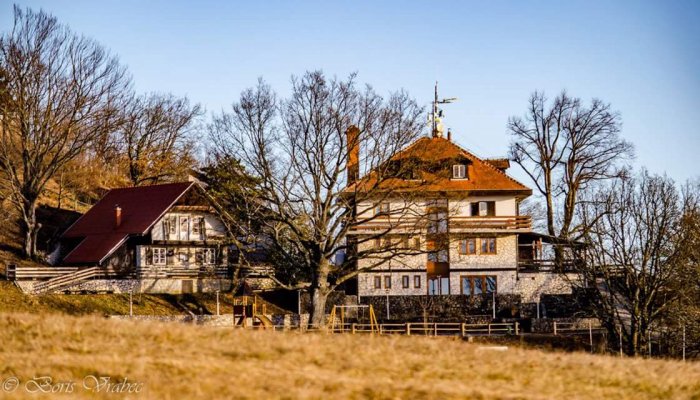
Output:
[151, 212, 226, 241]
[449, 196, 517, 216]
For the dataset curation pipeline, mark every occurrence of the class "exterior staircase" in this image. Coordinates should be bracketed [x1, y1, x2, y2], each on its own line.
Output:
[33, 267, 102, 294]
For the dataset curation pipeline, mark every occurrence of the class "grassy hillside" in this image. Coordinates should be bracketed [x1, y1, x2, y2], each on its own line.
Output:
[0, 313, 698, 399]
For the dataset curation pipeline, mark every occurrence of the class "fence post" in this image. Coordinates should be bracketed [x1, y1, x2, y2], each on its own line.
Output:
[461, 323, 466, 338]
[129, 290, 133, 317]
[589, 321, 593, 354]
[619, 326, 623, 358]
[515, 322, 519, 336]
[488, 324, 492, 336]
[379, 324, 384, 335]
[352, 323, 356, 335]
[406, 323, 411, 336]
[683, 325, 686, 362]
[553, 321, 557, 336]
[434, 323, 438, 337]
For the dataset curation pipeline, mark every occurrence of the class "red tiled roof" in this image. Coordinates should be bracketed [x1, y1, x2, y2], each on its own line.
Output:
[61, 182, 194, 264]
[347, 137, 532, 195]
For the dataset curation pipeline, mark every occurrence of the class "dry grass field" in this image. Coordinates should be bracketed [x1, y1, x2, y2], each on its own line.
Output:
[0, 313, 698, 399]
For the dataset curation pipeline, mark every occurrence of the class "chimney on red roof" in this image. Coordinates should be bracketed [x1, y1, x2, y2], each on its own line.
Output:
[347, 125, 360, 185]
[115, 204, 122, 228]
[447, 128, 452, 141]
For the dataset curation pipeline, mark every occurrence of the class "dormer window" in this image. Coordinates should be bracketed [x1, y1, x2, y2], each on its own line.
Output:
[452, 164, 467, 179]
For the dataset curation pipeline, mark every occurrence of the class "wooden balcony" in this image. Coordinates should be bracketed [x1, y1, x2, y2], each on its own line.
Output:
[347, 215, 531, 234]
[517, 259, 584, 273]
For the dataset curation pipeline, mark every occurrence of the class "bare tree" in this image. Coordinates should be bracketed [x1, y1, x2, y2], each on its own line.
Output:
[0, 6, 130, 258]
[577, 171, 694, 355]
[209, 72, 427, 326]
[117, 93, 202, 186]
[509, 91, 633, 240]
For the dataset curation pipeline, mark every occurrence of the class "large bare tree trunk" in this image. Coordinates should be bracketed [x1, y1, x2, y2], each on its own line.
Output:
[308, 258, 331, 327]
[20, 198, 38, 258]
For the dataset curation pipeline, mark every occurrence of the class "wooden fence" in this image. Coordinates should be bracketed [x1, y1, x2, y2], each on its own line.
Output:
[235, 321, 520, 337]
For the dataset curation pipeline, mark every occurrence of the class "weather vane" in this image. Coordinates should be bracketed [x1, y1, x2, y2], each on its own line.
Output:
[430, 81, 458, 138]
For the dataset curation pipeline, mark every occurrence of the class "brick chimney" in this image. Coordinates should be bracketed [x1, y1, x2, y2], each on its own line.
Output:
[115, 204, 122, 228]
[347, 125, 360, 185]
[447, 128, 452, 141]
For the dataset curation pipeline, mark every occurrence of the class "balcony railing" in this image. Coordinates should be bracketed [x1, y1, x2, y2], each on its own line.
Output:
[348, 215, 531, 234]
[517, 259, 584, 273]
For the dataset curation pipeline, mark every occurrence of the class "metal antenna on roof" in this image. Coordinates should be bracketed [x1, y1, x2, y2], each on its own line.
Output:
[430, 81, 458, 138]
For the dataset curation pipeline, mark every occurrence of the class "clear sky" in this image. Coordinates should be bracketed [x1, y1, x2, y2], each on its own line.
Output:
[2, 0, 699, 184]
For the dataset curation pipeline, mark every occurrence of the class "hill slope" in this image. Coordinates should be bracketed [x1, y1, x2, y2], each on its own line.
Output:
[0, 313, 698, 399]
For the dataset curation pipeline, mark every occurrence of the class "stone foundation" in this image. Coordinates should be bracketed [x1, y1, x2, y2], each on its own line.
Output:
[16, 278, 232, 294]
[360, 294, 521, 322]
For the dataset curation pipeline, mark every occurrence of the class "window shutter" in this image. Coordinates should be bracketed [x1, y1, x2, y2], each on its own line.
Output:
[479, 202, 488, 216]
[145, 247, 152, 265]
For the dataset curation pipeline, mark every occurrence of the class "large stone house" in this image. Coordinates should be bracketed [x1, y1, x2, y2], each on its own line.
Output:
[17, 182, 234, 294]
[347, 128, 583, 314]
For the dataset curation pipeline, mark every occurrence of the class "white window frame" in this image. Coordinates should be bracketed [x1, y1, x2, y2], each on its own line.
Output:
[153, 248, 167, 265]
[375, 202, 390, 216]
[179, 216, 190, 241]
[204, 248, 216, 265]
[452, 164, 466, 179]
[479, 201, 488, 216]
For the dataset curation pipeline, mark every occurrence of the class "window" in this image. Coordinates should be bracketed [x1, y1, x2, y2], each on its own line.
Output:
[374, 276, 382, 289]
[461, 276, 497, 296]
[374, 238, 382, 249]
[192, 216, 203, 239]
[413, 237, 421, 250]
[195, 248, 216, 265]
[382, 237, 391, 248]
[205, 248, 216, 265]
[427, 211, 448, 234]
[375, 202, 390, 216]
[402, 275, 410, 288]
[470, 201, 495, 216]
[428, 248, 448, 263]
[459, 239, 477, 255]
[384, 276, 392, 289]
[428, 276, 450, 295]
[414, 275, 421, 288]
[179, 216, 190, 241]
[481, 238, 496, 254]
[401, 236, 409, 249]
[152, 248, 167, 265]
[452, 164, 466, 179]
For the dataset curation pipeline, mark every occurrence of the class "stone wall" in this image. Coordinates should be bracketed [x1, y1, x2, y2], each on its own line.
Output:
[360, 294, 521, 322]
[16, 278, 232, 294]
[515, 272, 578, 303]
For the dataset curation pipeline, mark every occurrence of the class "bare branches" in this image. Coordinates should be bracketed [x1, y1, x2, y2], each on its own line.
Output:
[0, 6, 131, 257]
[117, 93, 202, 186]
[576, 171, 690, 355]
[509, 91, 633, 240]
[208, 71, 425, 325]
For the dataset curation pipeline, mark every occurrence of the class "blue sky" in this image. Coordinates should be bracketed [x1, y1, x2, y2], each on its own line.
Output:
[2, 0, 699, 184]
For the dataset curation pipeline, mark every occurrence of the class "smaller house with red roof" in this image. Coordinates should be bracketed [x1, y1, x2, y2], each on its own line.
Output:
[21, 182, 233, 294]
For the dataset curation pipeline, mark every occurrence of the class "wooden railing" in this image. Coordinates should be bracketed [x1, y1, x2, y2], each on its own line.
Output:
[349, 215, 531, 233]
[518, 259, 584, 272]
[261, 322, 519, 336]
[6, 265, 79, 281]
[136, 265, 231, 279]
[33, 267, 102, 294]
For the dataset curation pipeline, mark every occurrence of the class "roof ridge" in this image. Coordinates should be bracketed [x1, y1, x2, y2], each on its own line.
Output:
[444, 138, 531, 191]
